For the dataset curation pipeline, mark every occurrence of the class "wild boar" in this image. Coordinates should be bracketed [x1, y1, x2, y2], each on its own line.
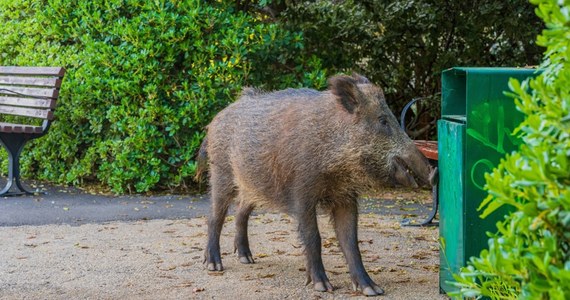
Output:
[197, 74, 432, 296]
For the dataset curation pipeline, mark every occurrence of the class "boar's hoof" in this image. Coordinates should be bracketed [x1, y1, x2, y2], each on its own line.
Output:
[305, 271, 333, 292]
[352, 282, 385, 296]
[362, 286, 385, 296]
[238, 255, 255, 264]
[207, 262, 223, 271]
[313, 281, 334, 292]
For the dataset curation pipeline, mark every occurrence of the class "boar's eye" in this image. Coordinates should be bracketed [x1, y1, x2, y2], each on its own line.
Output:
[377, 116, 392, 135]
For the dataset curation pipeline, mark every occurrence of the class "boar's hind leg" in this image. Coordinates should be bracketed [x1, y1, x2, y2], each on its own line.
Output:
[205, 171, 235, 272]
[234, 202, 255, 264]
[331, 201, 384, 296]
[298, 203, 333, 292]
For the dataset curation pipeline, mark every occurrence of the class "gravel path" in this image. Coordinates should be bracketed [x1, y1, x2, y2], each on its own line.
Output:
[0, 213, 446, 299]
[0, 183, 447, 299]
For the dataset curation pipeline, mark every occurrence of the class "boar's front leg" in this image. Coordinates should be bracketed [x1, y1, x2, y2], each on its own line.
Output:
[298, 202, 333, 292]
[332, 201, 385, 296]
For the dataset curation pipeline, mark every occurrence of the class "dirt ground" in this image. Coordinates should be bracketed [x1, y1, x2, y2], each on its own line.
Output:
[0, 211, 447, 299]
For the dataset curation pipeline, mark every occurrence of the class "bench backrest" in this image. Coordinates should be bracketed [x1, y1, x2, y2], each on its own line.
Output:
[0, 67, 65, 122]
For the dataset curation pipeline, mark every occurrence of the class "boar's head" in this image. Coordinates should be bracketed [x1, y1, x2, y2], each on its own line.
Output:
[329, 74, 432, 188]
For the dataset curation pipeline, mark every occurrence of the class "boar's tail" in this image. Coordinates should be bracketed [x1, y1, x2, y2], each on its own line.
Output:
[194, 135, 209, 183]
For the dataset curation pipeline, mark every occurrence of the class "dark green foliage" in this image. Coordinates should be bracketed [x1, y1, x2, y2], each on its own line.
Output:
[0, 0, 545, 193]
[264, 0, 542, 139]
[451, 1, 570, 299]
[0, 0, 325, 193]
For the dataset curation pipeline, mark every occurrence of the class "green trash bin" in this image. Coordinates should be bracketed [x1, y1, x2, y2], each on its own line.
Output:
[438, 67, 539, 293]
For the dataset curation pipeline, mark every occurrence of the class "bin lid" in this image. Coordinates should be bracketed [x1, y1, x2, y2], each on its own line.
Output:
[442, 115, 466, 123]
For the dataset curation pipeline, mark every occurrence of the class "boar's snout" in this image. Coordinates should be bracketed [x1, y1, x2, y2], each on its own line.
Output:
[391, 147, 433, 188]
[393, 156, 419, 188]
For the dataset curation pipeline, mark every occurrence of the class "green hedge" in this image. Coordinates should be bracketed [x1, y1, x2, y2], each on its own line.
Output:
[451, 0, 570, 298]
[0, 0, 326, 193]
[0, 0, 546, 193]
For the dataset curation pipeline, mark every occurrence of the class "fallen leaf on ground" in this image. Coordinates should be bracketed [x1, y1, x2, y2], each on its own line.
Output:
[322, 238, 336, 248]
[208, 271, 224, 276]
[258, 273, 275, 279]
[74, 243, 89, 249]
[266, 230, 290, 236]
[365, 255, 380, 262]
[422, 265, 439, 272]
[160, 265, 177, 271]
[175, 281, 193, 288]
[411, 251, 430, 260]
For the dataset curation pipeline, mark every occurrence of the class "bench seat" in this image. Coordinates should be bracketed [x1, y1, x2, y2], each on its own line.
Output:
[0, 122, 43, 134]
[413, 140, 438, 161]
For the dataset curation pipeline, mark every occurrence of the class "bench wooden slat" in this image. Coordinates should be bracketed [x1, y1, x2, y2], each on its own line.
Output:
[0, 105, 53, 119]
[0, 76, 62, 88]
[0, 85, 58, 99]
[0, 122, 43, 134]
[0, 67, 65, 77]
[414, 140, 438, 161]
[0, 96, 56, 109]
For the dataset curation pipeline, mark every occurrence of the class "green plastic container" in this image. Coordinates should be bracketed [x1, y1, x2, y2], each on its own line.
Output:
[438, 67, 539, 293]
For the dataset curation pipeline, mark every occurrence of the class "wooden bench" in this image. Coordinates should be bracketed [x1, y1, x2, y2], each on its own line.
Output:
[0, 66, 65, 196]
[400, 97, 439, 226]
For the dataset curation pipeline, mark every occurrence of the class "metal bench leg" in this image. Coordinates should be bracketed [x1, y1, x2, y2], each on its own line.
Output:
[0, 134, 36, 196]
[417, 182, 439, 226]
[402, 167, 439, 227]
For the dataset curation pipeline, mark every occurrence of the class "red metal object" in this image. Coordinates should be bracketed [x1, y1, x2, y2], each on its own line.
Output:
[414, 140, 438, 161]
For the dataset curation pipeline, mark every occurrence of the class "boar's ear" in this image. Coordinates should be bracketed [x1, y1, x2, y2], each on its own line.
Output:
[352, 72, 370, 84]
[329, 75, 360, 114]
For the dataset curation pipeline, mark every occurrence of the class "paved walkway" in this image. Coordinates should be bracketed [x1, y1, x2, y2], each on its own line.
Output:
[0, 181, 436, 226]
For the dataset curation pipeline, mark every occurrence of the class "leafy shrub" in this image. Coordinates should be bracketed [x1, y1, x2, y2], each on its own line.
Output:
[0, 0, 326, 193]
[262, 0, 543, 139]
[0, 0, 546, 193]
[450, 1, 570, 299]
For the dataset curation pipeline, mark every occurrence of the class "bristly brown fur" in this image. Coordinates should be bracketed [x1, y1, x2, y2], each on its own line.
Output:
[202, 73, 432, 296]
